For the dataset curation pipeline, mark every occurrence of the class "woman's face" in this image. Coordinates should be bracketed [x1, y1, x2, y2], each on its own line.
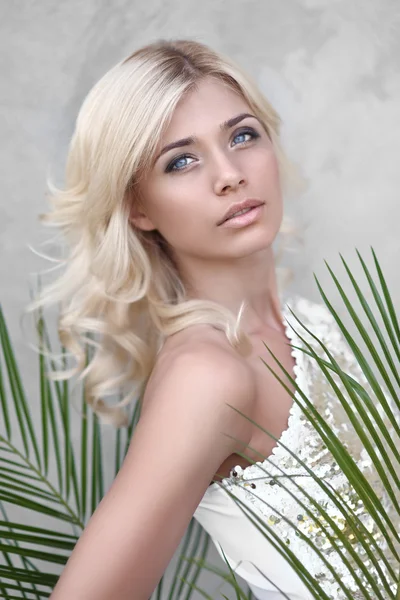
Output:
[130, 77, 283, 268]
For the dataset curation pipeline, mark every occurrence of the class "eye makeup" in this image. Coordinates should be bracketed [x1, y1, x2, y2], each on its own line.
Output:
[164, 126, 261, 173]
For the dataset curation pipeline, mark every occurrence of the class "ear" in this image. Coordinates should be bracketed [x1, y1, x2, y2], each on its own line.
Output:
[128, 198, 157, 232]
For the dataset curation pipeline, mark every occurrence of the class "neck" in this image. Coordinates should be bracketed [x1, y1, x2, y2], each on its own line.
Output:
[174, 246, 285, 336]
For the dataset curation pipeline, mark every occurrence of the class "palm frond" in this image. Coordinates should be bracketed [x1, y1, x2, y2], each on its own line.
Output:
[0, 286, 214, 598]
[191, 247, 400, 599]
[1, 247, 399, 599]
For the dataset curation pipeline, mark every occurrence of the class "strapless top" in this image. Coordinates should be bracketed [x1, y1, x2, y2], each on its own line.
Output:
[193, 294, 400, 599]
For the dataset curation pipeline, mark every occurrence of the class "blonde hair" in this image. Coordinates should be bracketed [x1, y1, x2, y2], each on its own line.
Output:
[24, 39, 305, 427]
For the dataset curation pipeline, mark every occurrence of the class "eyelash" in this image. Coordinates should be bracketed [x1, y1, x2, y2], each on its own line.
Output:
[164, 127, 261, 173]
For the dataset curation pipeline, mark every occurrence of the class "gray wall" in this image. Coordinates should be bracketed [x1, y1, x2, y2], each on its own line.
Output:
[1, 1, 399, 598]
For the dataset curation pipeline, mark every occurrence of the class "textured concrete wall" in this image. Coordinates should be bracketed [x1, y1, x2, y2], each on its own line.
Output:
[1, 1, 400, 598]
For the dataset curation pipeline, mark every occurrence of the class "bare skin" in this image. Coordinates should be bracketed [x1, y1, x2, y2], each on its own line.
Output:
[131, 78, 284, 338]
[145, 320, 296, 486]
[132, 75, 296, 483]
[49, 77, 297, 600]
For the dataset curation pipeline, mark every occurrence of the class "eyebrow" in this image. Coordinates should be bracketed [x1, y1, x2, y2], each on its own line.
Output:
[155, 112, 260, 163]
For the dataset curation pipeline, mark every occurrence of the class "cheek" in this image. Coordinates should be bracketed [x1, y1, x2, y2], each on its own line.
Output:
[144, 180, 202, 235]
[254, 147, 280, 184]
[270, 157, 282, 195]
[255, 155, 282, 207]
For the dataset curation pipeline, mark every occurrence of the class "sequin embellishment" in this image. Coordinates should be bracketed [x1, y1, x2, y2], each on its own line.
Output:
[216, 297, 400, 599]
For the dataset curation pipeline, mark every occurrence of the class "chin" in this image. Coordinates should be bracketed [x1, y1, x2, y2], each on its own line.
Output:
[229, 228, 277, 257]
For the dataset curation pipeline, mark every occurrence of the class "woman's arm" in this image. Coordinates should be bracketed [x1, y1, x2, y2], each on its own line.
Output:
[49, 344, 255, 600]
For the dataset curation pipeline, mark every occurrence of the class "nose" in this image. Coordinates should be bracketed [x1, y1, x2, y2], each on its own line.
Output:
[212, 152, 246, 195]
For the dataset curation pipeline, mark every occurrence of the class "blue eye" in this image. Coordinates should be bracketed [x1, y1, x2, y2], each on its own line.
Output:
[165, 155, 195, 173]
[164, 128, 260, 173]
[232, 128, 259, 146]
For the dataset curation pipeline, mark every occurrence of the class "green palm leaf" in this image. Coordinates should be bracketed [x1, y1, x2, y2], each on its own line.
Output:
[190, 247, 400, 599]
[0, 285, 210, 598]
[1, 246, 399, 599]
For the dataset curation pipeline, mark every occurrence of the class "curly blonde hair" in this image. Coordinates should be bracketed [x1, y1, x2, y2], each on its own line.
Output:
[24, 39, 306, 427]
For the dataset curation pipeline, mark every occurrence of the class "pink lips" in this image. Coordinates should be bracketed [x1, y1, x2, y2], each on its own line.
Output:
[219, 204, 264, 228]
[218, 199, 264, 226]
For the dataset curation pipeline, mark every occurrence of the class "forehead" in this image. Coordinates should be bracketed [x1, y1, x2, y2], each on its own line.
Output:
[163, 78, 251, 140]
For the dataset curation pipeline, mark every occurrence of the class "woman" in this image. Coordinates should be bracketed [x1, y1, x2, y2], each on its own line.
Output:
[27, 39, 394, 600]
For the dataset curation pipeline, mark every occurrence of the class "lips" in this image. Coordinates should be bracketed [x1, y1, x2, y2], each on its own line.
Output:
[218, 199, 265, 226]
[224, 206, 255, 222]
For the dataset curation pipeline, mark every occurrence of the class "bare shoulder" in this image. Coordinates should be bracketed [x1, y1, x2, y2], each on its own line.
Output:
[49, 325, 256, 599]
[143, 323, 255, 429]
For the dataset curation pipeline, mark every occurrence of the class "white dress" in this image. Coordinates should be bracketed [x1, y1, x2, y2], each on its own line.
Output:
[193, 294, 400, 599]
